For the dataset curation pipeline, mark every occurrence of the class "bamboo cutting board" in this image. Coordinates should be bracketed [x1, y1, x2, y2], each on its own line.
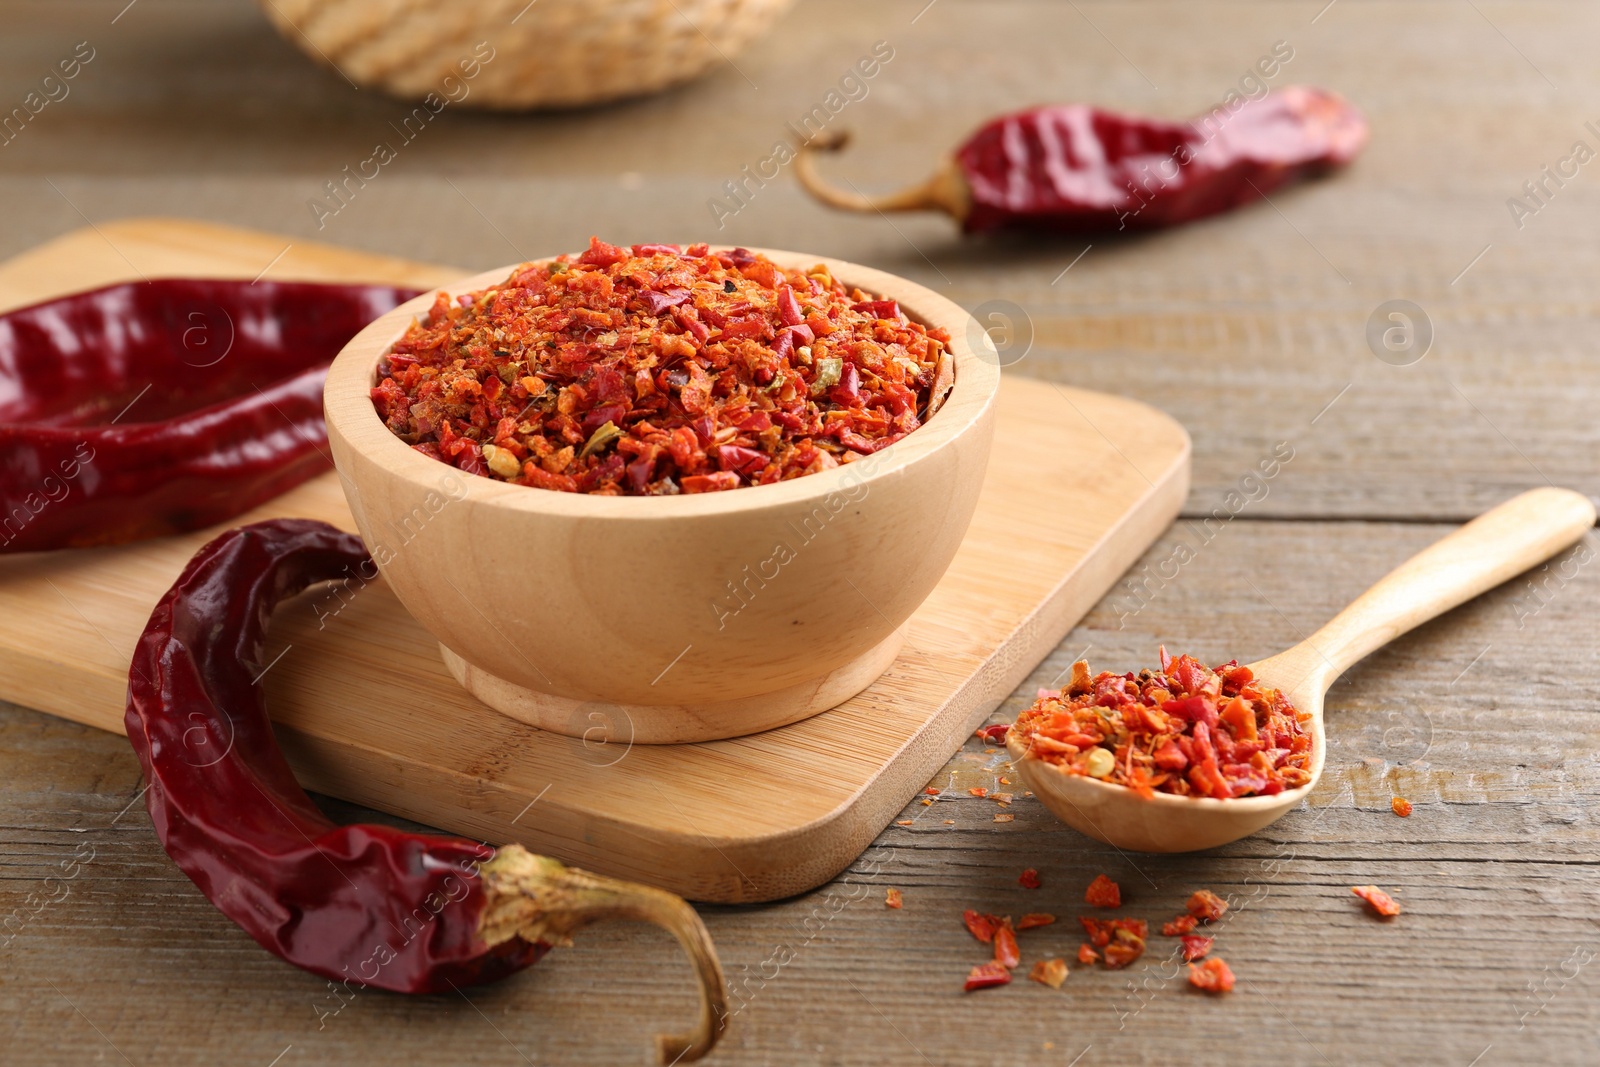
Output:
[0, 219, 1189, 903]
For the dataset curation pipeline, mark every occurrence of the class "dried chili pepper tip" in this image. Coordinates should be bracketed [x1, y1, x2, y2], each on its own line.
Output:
[1187, 957, 1236, 994]
[1391, 796, 1413, 817]
[885, 888, 903, 909]
[1018, 868, 1042, 889]
[1352, 885, 1401, 918]
[964, 961, 1012, 991]
[1187, 889, 1229, 923]
[1084, 874, 1122, 909]
[1029, 958, 1069, 989]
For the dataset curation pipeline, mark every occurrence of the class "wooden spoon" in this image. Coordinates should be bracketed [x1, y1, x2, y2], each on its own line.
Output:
[1008, 487, 1597, 853]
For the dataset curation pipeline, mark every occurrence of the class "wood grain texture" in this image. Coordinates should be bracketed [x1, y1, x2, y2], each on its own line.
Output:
[2, 1, 1598, 1064]
[0, 219, 1187, 904]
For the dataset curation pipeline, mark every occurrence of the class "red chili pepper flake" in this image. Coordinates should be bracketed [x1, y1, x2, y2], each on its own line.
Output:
[1079, 916, 1147, 951]
[1078, 943, 1100, 965]
[1161, 914, 1198, 937]
[1017, 913, 1056, 930]
[1391, 796, 1413, 817]
[977, 723, 1010, 743]
[1187, 889, 1229, 923]
[993, 919, 1021, 969]
[1102, 926, 1147, 969]
[1187, 957, 1236, 994]
[1180, 935, 1214, 962]
[964, 961, 1012, 991]
[1352, 885, 1401, 918]
[373, 239, 954, 495]
[963, 909, 1002, 944]
[969, 786, 988, 798]
[1018, 868, 1042, 889]
[1029, 957, 1069, 989]
[1085, 874, 1122, 909]
[924, 786, 941, 796]
[1008, 649, 1313, 799]
[895, 819, 913, 826]
[885, 887, 903, 909]
[993, 813, 1015, 823]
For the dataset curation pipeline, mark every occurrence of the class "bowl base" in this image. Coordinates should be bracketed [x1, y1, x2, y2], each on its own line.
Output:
[439, 630, 906, 744]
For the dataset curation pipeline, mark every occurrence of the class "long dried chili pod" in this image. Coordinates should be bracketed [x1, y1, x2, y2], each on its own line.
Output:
[796, 86, 1367, 234]
[125, 518, 727, 1063]
[0, 278, 420, 553]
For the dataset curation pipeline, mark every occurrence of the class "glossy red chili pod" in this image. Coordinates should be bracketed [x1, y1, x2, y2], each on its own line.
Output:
[125, 518, 727, 1062]
[796, 86, 1367, 235]
[0, 278, 421, 553]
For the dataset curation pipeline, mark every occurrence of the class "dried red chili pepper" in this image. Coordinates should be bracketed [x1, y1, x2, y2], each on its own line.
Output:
[885, 888, 904, 909]
[993, 919, 1021, 969]
[1077, 943, 1100, 965]
[796, 87, 1366, 235]
[1352, 885, 1402, 917]
[0, 279, 420, 553]
[1188, 890, 1229, 923]
[124, 518, 725, 1062]
[1011, 651, 1313, 799]
[1181, 935, 1214, 962]
[1018, 868, 1042, 889]
[1161, 915, 1198, 936]
[1391, 796, 1413, 817]
[964, 961, 1012, 991]
[1085, 874, 1122, 908]
[1017, 913, 1055, 931]
[963, 909, 1003, 944]
[1188, 957, 1236, 993]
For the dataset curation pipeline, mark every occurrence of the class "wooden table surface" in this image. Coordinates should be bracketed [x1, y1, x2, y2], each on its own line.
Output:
[3, 1, 1597, 1064]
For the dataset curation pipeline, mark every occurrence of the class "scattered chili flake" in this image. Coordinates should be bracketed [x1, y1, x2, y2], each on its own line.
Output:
[924, 786, 941, 796]
[968, 786, 988, 798]
[944, 819, 955, 825]
[1079, 917, 1147, 950]
[920, 798, 933, 806]
[1019, 868, 1042, 889]
[1187, 889, 1229, 923]
[977, 724, 1010, 743]
[1180, 935, 1214, 962]
[1029, 958, 1069, 989]
[963, 909, 1003, 943]
[1102, 926, 1147, 969]
[1187, 957, 1236, 993]
[885, 888, 903, 909]
[372, 239, 954, 496]
[1085, 874, 1122, 909]
[998, 776, 1011, 785]
[895, 819, 913, 826]
[994, 920, 1021, 969]
[1352, 885, 1401, 917]
[1078, 943, 1100, 965]
[1391, 796, 1413, 817]
[1009, 649, 1313, 799]
[1161, 914, 1198, 937]
[964, 961, 1012, 991]
[993, 813, 1015, 823]
[1017, 913, 1056, 930]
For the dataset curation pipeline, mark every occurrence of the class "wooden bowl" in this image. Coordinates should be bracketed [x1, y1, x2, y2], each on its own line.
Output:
[256, 0, 795, 110]
[324, 250, 999, 743]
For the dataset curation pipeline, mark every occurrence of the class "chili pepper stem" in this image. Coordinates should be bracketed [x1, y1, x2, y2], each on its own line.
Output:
[794, 129, 971, 222]
[479, 845, 728, 1064]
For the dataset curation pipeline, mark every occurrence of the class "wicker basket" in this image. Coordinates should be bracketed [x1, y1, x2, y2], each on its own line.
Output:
[257, 0, 794, 110]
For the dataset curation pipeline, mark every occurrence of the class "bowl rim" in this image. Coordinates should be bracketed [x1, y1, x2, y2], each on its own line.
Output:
[324, 247, 1001, 519]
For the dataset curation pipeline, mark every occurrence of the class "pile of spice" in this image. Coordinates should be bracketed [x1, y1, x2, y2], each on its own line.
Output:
[371, 238, 955, 495]
[1009, 648, 1314, 799]
[959, 874, 1237, 995]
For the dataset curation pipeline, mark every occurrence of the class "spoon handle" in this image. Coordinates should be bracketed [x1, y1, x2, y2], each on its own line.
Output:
[1294, 487, 1595, 685]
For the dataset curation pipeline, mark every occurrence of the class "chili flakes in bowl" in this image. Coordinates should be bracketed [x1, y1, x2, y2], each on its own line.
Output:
[370, 238, 955, 495]
[1009, 648, 1314, 799]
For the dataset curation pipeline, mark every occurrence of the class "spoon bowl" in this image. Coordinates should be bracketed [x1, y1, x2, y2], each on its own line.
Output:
[1010, 487, 1596, 853]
